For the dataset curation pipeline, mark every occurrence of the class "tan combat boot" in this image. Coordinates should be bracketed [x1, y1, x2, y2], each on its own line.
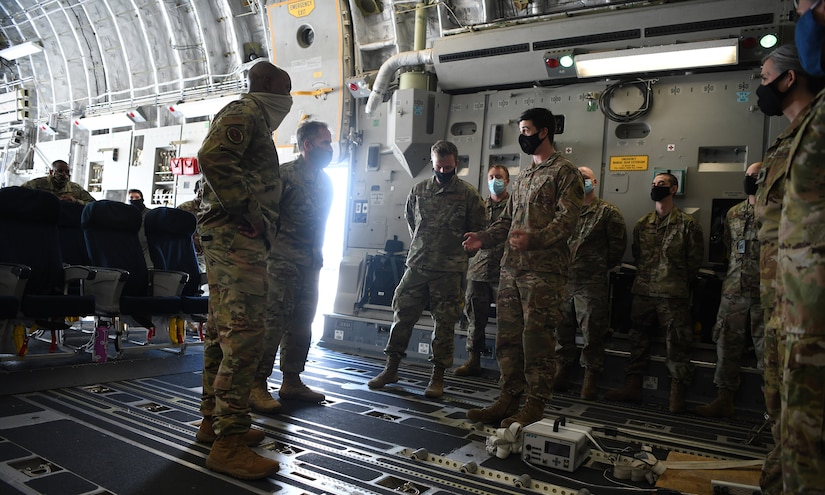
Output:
[453, 352, 482, 377]
[604, 374, 643, 402]
[195, 416, 266, 446]
[580, 369, 599, 400]
[694, 388, 735, 418]
[206, 433, 280, 480]
[424, 366, 445, 398]
[368, 355, 401, 389]
[279, 372, 325, 403]
[669, 379, 686, 414]
[501, 396, 546, 428]
[249, 380, 282, 414]
[466, 391, 521, 424]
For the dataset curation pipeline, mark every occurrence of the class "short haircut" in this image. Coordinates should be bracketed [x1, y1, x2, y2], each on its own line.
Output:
[128, 189, 144, 199]
[431, 140, 459, 162]
[655, 172, 679, 189]
[51, 160, 69, 169]
[488, 164, 510, 180]
[518, 107, 556, 142]
[296, 120, 329, 152]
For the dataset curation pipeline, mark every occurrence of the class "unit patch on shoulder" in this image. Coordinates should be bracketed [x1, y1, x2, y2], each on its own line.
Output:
[226, 127, 244, 144]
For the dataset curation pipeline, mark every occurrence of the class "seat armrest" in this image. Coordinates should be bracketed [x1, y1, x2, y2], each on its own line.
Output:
[0, 262, 30, 300]
[84, 267, 129, 314]
[63, 264, 96, 283]
[149, 269, 189, 297]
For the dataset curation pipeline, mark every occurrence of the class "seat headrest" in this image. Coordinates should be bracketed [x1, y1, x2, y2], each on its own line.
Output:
[81, 200, 142, 232]
[58, 200, 86, 227]
[144, 207, 196, 236]
[0, 186, 59, 224]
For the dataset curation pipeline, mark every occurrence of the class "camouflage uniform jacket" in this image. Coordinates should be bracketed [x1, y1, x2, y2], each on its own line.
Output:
[779, 88, 825, 336]
[269, 156, 333, 269]
[755, 99, 814, 308]
[566, 197, 627, 287]
[405, 175, 486, 273]
[721, 200, 760, 299]
[466, 194, 507, 282]
[631, 207, 704, 299]
[479, 152, 583, 274]
[21, 177, 95, 205]
[196, 93, 281, 246]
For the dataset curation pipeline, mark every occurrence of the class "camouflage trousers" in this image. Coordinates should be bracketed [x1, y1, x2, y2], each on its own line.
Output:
[496, 267, 564, 401]
[556, 282, 609, 373]
[626, 295, 694, 384]
[464, 279, 498, 352]
[385, 267, 463, 368]
[780, 334, 825, 494]
[199, 227, 268, 437]
[711, 292, 764, 390]
[760, 308, 787, 495]
[255, 259, 320, 380]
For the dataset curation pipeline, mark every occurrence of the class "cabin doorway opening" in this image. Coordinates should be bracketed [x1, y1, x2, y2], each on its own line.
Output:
[311, 162, 349, 342]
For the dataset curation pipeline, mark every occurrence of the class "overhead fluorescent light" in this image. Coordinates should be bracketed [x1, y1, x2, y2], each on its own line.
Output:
[74, 113, 134, 130]
[0, 41, 43, 61]
[167, 95, 240, 119]
[574, 39, 739, 78]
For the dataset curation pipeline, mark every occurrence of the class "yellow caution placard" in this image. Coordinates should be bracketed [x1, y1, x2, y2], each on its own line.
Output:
[609, 155, 649, 171]
[288, 0, 315, 17]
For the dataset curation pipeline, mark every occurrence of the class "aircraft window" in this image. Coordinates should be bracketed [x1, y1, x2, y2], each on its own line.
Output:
[297, 24, 315, 48]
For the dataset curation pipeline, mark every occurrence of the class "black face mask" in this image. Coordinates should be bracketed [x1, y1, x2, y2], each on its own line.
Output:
[756, 71, 791, 117]
[650, 186, 671, 202]
[744, 175, 758, 195]
[518, 132, 545, 155]
[434, 169, 455, 184]
[129, 199, 145, 209]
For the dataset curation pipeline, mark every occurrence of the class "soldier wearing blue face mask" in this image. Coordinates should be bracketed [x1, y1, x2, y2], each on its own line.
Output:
[455, 164, 510, 377]
[795, 0, 825, 76]
[555, 166, 626, 400]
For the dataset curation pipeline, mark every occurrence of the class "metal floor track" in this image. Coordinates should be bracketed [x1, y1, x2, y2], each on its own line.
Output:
[0, 346, 770, 495]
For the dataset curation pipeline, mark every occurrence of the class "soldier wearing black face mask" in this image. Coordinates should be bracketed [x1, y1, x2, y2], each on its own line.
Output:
[605, 172, 704, 414]
[21, 159, 95, 205]
[695, 162, 763, 419]
[127, 189, 153, 269]
[754, 43, 824, 495]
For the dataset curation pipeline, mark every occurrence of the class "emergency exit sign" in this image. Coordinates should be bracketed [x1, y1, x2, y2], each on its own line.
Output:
[288, 0, 314, 17]
[609, 155, 649, 171]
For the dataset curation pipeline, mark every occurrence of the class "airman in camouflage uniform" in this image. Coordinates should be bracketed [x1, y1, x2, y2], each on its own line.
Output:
[753, 44, 824, 495]
[777, 4, 825, 490]
[22, 160, 95, 205]
[195, 61, 291, 480]
[453, 164, 510, 377]
[463, 107, 583, 428]
[368, 140, 486, 399]
[695, 162, 763, 418]
[555, 166, 627, 400]
[250, 121, 334, 412]
[605, 172, 704, 414]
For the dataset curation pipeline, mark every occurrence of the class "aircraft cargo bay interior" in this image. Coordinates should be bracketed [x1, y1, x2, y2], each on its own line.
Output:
[0, 0, 820, 494]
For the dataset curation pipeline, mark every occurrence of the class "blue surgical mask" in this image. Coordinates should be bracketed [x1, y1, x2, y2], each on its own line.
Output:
[488, 178, 506, 195]
[795, 2, 825, 77]
[584, 179, 594, 194]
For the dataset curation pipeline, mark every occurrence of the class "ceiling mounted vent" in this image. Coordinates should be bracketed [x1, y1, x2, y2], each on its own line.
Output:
[645, 14, 775, 38]
[437, 43, 529, 64]
[533, 29, 641, 51]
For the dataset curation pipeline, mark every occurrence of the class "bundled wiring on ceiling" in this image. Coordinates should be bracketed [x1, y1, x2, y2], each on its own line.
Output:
[599, 78, 657, 123]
